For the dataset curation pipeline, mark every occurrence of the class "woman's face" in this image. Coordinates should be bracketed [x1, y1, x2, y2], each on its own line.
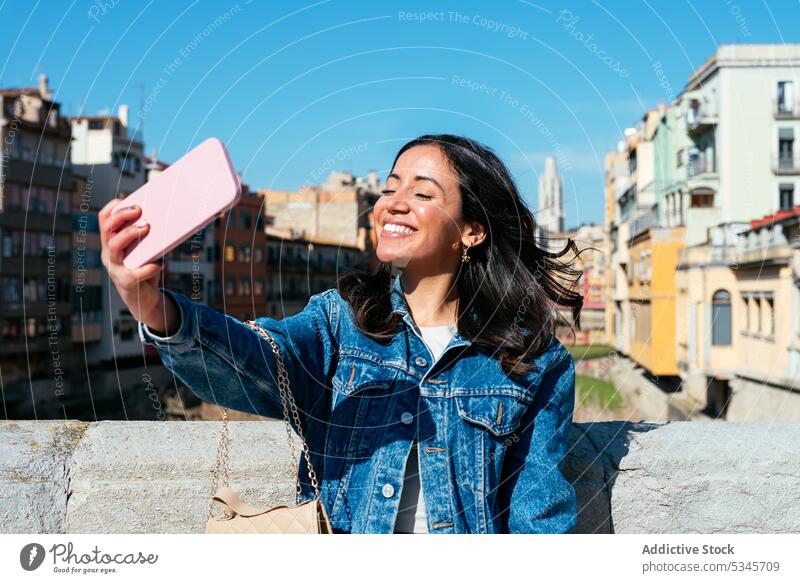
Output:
[374, 144, 473, 270]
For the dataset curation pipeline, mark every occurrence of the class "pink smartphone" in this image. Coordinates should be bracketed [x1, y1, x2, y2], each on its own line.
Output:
[112, 137, 241, 270]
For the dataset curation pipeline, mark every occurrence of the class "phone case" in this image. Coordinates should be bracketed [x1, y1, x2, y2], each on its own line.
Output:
[113, 137, 241, 270]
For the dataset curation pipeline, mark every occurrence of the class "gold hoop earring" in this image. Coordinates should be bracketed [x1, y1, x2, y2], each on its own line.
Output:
[461, 244, 471, 263]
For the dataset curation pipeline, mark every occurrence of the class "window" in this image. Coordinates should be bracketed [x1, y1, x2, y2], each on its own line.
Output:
[764, 296, 775, 337]
[5, 183, 21, 211]
[779, 183, 795, 210]
[1, 277, 20, 303]
[254, 246, 263, 263]
[750, 296, 761, 334]
[225, 245, 235, 262]
[40, 187, 55, 213]
[225, 276, 235, 296]
[114, 152, 137, 174]
[118, 318, 134, 341]
[742, 295, 749, 333]
[633, 301, 651, 342]
[690, 188, 714, 208]
[711, 290, 731, 345]
[2, 317, 21, 340]
[779, 128, 795, 170]
[777, 80, 794, 114]
[207, 280, 220, 304]
[7, 131, 21, 159]
[2, 234, 12, 258]
[254, 277, 264, 296]
[240, 211, 251, 230]
[239, 276, 250, 296]
[239, 244, 251, 262]
[676, 148, 683, 167]
[687, 146, 703, 176]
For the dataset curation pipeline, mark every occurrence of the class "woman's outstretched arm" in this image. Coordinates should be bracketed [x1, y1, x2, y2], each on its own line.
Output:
[139, 287, 339, 430]
[98, 197, 337, 430]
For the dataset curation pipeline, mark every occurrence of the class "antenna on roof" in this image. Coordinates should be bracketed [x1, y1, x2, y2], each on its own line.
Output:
[138, 80, 145, 139]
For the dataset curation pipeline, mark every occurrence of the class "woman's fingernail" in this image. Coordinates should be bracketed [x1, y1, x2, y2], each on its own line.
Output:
[128, 204, 138, 211]
[137, 223, 148, 230]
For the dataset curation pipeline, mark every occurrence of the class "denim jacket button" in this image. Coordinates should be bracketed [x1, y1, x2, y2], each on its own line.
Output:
[414, 356, 427, 367]
[400, 411, 414, 425]
[381, 483, 395, 498]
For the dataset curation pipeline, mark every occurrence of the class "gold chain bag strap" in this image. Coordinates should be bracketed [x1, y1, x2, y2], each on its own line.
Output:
[204, 319, 333, 534]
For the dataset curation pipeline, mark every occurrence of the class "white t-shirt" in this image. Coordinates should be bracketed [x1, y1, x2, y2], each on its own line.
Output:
[393, 323, 457, 534]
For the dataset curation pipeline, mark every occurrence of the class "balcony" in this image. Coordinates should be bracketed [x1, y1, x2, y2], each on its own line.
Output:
[629, 207, 658, 239]
[686, 102, 718, 135]
[773, 153, 800, 175]
[736, 222, 792, 267]
[774, 97, 800, 119]
[686, 158, 716, 178]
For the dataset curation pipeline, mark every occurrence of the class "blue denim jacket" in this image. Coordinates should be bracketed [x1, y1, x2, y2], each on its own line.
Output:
[139, 273, 577, 534]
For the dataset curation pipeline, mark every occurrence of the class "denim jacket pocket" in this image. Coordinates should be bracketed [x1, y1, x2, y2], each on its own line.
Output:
[331, 353, 400, 396]
[455, 392, 530, 437]
[327, 354, 400, 458]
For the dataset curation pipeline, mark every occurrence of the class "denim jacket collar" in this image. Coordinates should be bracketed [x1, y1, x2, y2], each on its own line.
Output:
[388, 270, 473, 352]
[387, 270, 563, 377]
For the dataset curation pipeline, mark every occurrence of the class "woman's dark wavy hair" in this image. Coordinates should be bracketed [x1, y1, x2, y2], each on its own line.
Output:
[338, 134, 585, 378]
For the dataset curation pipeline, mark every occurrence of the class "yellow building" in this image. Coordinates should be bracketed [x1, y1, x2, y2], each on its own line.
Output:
[676, 223, 746, 416]
[628, 225, 685, 377]
[675, 213, 800, 420]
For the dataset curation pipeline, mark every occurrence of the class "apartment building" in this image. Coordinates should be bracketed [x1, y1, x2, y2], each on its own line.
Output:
[605, 148, 632, 354]
[607, 45, 800, 394]
[668, 45, 800, 417]
[265, 231, 368, 318]
[209, 179, 268, 322]
[0, 75, 75, 417]
[675, 222, 746, 417]
[676, 210, 800, 420]
[71, 172, 103, 348]
[606, 105, 683, 371]
[69, 104, 147, 362]
[260, 169, 382, 254]
[663, 44, 800, 245]
[566, 223, 606, 345]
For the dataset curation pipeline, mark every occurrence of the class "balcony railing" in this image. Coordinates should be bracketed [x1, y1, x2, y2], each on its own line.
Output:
[773, 153, 800, 175]
[686, 103, 718, 135]
[630, 207, 658, 239]
[686, 158, 716, 177]
[774, 97, 800, 119]
[736, 221, 792, 266]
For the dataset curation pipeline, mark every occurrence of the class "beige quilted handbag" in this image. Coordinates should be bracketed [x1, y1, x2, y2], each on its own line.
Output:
[204, 320, 333, 534]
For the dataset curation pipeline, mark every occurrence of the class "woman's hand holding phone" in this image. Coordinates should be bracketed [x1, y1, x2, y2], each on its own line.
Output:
[99, 198, 179, 336]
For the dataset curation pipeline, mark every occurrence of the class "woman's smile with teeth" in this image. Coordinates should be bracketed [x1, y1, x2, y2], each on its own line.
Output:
[382, 222, 417, 236]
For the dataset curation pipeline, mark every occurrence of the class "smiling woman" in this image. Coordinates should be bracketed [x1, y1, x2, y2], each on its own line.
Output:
[102, 132, 585, 534]
[336, 134, 585, 533]
[340, 134, 584, 377]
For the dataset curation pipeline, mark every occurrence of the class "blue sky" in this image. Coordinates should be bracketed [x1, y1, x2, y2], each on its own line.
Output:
[3, 0, 799, 229]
